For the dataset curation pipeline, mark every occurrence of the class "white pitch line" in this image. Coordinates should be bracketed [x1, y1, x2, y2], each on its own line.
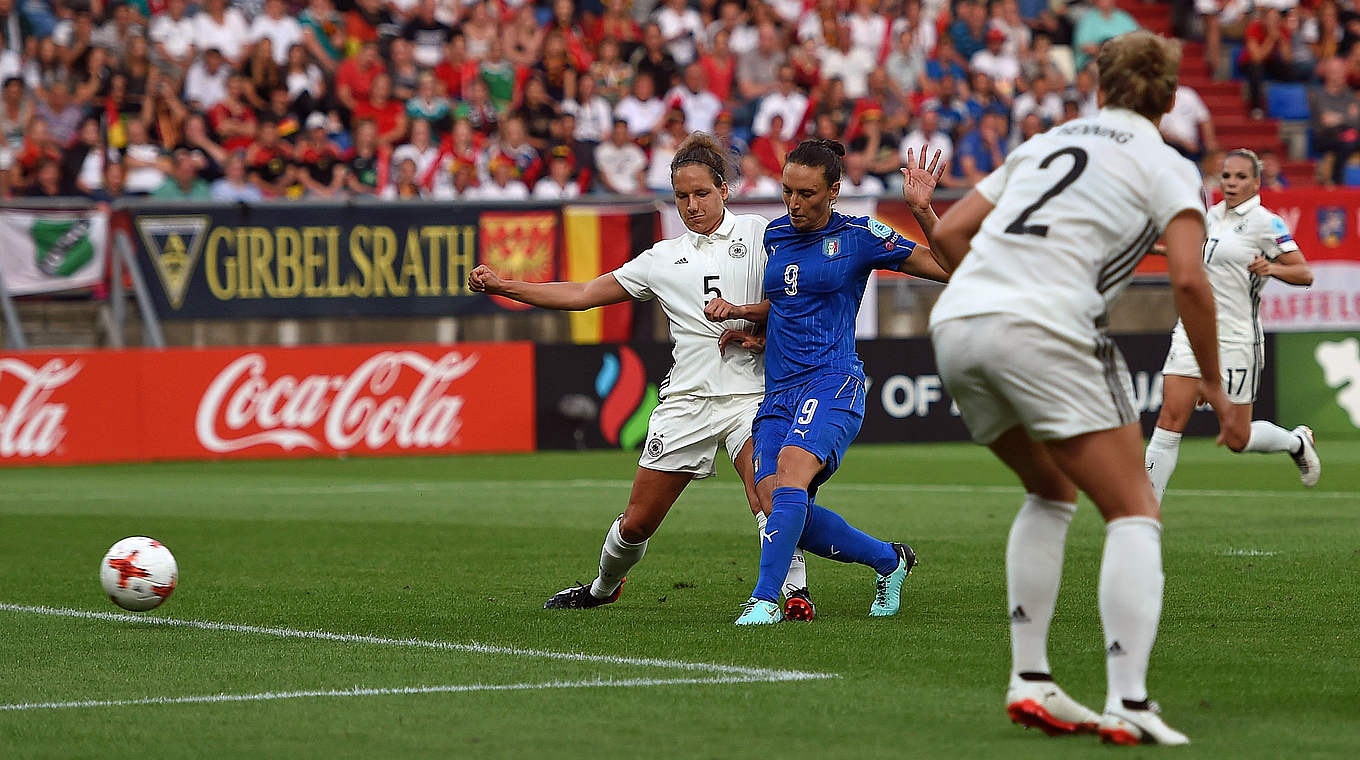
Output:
[0, 676, 788, 713]
[0, 603, 835, 683]
[0, 479, 1354, 501]
[1221, 548, 1278, 557]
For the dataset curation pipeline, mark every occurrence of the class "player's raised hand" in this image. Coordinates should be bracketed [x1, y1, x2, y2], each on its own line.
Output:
[705, 296, 741, 322]
[719, 328, 764, 356]
[901, 145, 947, 211]
[468, 264, 503, 294]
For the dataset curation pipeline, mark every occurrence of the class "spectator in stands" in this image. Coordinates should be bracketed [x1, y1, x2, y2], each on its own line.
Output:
[1012, 72, 1064, 128]
[698, 28, 737, 104]
[393, 117, 440, 185]
[456, 78, 499, 136]
[820, 21, 876, 98]
[1312, 56, 1360, 186]
[1068, 63, 1100, 118]
[595, 118, 646, 194]
[655, 0, 705, 67]
[460, 1, 497, 60]
[212, 151, 264, 202]
[36, 80, 81, 146]
[901, 107, 954, 176]
[388, 38, 421, 102]
[736, 22, 784, 105]
[195, 0, 251, 67]
[517, 76, 562, 150]
[633, 22, 680, 93]
[152, 149, 213, 200]
[122, 118, 167, 195]
[402, 0, 453, 69]
[812, 76, 856, 135]
[149, 0, 197, 77]
[591, 38, 634, 104]
[284, 45, 326, 117]
[954, 107, 1008, 186]
[566, 74, 612, 145]
[299, 0, 345, 72]
[1073, 0, 1140, 70]
[666, 63, 721, 134]
[92, 4, 142, 63]
[840, 151, 885, 196]
[751, 113, 793, 176]
[732, 152, 779, 197]
[707, 0, 754, 56]
[0, 76, 29, 150]
[251, 0, 303, 67]
[615, 73, 666, 139]
[259, 85, 302, 142]
[471, 154, 530, 199]
[246, 120, 295, 197]
[927, 34, 971, 83]
[991, 0, 1033, 58]
[405, 70, 451, 133]
[183, 47, 230, 113]
[533, 146, 581, 199]
[885, 27, 926, 99]
[1161, 83, 1218, 162]
[712, 109, 748, 158]
[1242, 7, 1302, 118]
[381, 156, 426, 199]
[1011, 112, 1045, 149]
[951, 0, 990, 60]
[294, 114, 347, 198]
[1260, 148, 1289, 190]
[346, 119, 384, 196]
[60, 116, 102, 197]
[507, 6, 548, 67]
[242, 40, 284, 112]
[484, 116, 543, 187]
[335, 40, 386, 117]
[753, 65, 809, 139]
[355, 72, 408, 150]
[846, 0, 889, 61]
[24, 158, 61, 197]
[972, 27, 1021, 89]
[850, 107, 902, 184]
[91, 161, 126, 204]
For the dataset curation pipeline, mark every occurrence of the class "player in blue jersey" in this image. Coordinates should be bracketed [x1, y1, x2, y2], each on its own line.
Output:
[710, 140, 952, 625]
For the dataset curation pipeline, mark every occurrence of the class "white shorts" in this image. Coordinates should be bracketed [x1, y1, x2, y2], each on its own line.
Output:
[931, 313, 1138, 445]
[638, 393, 762, 479]
[1161, 328, 1262, 404]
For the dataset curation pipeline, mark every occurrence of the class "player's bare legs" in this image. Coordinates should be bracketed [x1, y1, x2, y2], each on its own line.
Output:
[1042, 423, 1189, 745]
[544, 467, 690, 609]
[1147, 375, 1318, 503]
[987, 426, 1099, 735]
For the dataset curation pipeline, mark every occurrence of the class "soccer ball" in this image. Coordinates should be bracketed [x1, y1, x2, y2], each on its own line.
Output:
[100, 537, 178, 612]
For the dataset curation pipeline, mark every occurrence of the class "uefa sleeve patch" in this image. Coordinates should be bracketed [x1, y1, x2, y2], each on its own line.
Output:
[1270, 216, 1289, 235]
[868, 219, 895, 239]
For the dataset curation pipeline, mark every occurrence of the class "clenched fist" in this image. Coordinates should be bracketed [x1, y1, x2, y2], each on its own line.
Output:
[468, 264, 503, 294]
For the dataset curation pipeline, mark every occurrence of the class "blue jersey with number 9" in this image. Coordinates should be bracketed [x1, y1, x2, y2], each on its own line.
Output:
[761, 212, 916, 392]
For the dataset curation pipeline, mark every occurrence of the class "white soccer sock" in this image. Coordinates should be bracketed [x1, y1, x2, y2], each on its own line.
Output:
[591, 517, 646, 598]
[1243, 420, 1302, 454]
[1099, 516, 1164, 711]
[1006, 493, 1077, 677]
[1144, 427, 1182, 504]
[757, 511, 808, 596]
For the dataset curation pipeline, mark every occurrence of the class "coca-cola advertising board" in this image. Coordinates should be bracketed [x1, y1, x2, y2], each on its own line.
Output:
[0, 343, 534, 466]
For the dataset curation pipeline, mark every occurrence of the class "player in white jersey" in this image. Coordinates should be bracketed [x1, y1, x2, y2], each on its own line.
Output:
[927, 32, 1249, 746]
[467, 133, 815, 615]
[1145, 149, 1319, 498]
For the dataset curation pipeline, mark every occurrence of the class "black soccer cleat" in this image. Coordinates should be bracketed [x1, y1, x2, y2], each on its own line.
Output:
[782, 588, 816, 621]
[543, 578, 625, 609]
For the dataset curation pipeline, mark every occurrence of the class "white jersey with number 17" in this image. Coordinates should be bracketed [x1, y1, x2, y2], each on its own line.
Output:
[930, 107, 1205, 347]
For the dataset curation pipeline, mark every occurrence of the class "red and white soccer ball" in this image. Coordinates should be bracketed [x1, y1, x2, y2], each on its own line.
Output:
[100, 537, 178, 611]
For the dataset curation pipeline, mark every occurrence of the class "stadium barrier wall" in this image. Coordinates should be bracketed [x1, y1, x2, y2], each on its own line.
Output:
[0, 342, 535, 466]
[534, 335, 1274, 450]
[1275, 332, 1360, 439]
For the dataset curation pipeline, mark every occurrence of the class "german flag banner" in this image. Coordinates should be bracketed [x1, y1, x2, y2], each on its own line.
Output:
[562, 203, 659, 344]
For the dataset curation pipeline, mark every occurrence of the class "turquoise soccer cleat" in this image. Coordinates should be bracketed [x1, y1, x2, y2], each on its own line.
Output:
[869, 542, 917, 617]
[734, 597, 783, 625]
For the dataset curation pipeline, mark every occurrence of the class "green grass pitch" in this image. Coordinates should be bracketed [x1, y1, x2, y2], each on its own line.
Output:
[1, 440, 1356, 758]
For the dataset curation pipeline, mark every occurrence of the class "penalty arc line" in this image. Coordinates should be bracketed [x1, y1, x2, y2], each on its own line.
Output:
[0, 676, 797, 713]
[0, 603, 837, 684]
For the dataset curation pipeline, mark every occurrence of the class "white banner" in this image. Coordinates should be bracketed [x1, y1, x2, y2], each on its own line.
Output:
[0, 208, 108, 296]
[1260, 262, 1360, 332]
[657, 198, 880, 338]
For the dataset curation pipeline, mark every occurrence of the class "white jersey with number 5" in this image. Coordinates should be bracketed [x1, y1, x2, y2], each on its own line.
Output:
[1173, 194, 1298, 346]
[930, 107, 1204, 346]
[611, 210, 769, 398]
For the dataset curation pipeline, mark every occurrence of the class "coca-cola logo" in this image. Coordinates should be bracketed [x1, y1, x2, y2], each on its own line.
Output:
[195, 351, 479, 453]
[0, 358, 81, 458]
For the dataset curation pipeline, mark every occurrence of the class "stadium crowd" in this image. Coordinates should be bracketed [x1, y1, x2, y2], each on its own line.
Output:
[0, 0, 1356, 201]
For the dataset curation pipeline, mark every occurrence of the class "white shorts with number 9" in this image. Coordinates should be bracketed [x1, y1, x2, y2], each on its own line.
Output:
[1160, 327, 1262, 404]
[638, 393, 762, 478]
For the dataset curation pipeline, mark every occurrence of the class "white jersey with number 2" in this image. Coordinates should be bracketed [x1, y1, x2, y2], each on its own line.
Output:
[930, 107, 1205, 347]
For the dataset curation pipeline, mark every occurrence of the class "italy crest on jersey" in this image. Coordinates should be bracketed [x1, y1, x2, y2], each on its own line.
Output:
[823, 238, 841, 258]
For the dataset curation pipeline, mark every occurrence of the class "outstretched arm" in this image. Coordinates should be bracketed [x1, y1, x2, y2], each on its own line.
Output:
[897, 246, 951, 283]
[705, 297, 771, 323]
[468, 265, 633, 310]
[931, 188, 995, 272]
